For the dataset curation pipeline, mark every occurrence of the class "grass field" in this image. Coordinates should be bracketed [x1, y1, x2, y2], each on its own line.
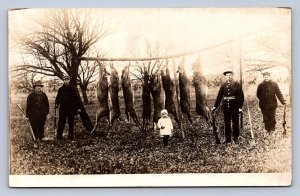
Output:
[9, 88, 291, 175]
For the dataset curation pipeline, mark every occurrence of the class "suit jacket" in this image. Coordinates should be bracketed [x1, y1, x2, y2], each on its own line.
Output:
[26, 91, 49, 119]
[214, 80, 244, 110]
[55, 85, 80, 114]
[257, 80, 285, 109]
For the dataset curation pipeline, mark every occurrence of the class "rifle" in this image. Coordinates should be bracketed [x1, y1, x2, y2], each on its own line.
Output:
[246, 100, 254, 139]
[240, 110, 243, 129]
[54, 106, 57, 128]
[282, 104, 287, 135]
[16, 104, 36, 141]
[212, 110, 221, 144]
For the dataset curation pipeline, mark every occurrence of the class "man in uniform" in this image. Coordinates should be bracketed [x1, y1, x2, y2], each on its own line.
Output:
[26, 80, 49, 142]
[212, 71, 244, 144]
[55, 75, 81, 140]
[256, 72, 286, 135]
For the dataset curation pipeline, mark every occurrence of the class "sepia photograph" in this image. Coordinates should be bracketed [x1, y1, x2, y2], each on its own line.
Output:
[8, 8, 291, 187]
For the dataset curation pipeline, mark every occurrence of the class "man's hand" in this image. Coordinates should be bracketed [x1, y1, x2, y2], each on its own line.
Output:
[77, 109, 81, 113]
[211, 107, 216, 112]
[239, 108, 243, 113]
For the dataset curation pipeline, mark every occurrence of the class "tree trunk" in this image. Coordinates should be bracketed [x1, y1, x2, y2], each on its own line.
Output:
[70, 62, 94, 132]
[80, 86, 89, 104]
[74, 86, 94, 132]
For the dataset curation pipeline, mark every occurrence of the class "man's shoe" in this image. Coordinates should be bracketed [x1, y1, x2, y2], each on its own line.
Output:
[57, 137, 63, 141]
[222, 140, 231, 144]
[264, 130, 271, 137]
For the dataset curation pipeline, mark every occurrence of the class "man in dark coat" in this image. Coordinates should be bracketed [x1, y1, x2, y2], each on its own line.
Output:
[212, 71, 244, 144]
[256, 72, 286, 135]
[55, 75, 81, 140]
[26, 80, 49, 142]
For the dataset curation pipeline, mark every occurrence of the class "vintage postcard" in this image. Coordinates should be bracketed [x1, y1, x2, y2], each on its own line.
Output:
[8, 8, 291, 187]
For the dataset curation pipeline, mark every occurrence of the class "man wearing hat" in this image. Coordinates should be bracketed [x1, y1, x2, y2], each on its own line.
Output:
[26, 80, 49, 142]
[212, 71, 244, 144]
[257, 72, 286, 135]
[55, 75, 81, 140]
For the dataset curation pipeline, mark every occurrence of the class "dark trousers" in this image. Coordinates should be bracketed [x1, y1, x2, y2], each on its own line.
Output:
[261, 108, 276, 132]
[223, 108, 239, 142]
[162, 135, 170, 146]
[29, 116, 46, 141]
[57, 112, 75, 140]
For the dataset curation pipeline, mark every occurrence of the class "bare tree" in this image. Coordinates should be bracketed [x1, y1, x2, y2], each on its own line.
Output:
[13, 72, 37, 93]
[243, 26, 291, 101]
[13, 9, 115, 131]
[130, 40, 169, 81]
[47, 78, 61, 92]
[77, 56, 99, 104]
[245, 26, 290, 73]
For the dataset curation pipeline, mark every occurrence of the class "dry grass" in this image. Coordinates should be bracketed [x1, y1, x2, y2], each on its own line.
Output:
[9, 89, 291, 175]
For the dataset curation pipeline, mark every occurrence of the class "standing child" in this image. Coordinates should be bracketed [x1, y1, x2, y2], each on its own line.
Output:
[157, 109, 173, 146]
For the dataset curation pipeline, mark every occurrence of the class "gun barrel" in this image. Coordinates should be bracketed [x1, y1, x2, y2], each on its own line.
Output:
[16, 104, 36, 141]
[240, 112, 243, 129]
[212, 112, 220, 144]
[54, 106, 57, 128]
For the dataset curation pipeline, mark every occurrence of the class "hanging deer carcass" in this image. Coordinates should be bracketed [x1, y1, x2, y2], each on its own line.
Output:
[142, 70, 152, 131]
[109, 63, 122, 125]
[178, 59, 193, 124]
[161, 64, 180, 126]
[150, 68, 165, 130]
[91, 62, 110, 134]
[121, 65, 142, 131]
[192, 57, 220, 144]
[192, 57, 211, 122]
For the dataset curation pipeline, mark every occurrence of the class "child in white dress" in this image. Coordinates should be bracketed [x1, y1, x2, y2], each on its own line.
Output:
[157, 109, 173, 146]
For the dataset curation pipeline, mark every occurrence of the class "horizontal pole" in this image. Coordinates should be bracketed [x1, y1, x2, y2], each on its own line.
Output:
[80, 39, 235, 62]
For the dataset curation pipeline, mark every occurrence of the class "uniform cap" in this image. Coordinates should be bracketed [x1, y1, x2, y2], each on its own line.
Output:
[33, 80, 43, 87]
[223, 71, 234, 76]
[63, 75, 71, 80]
[262, 72, 270, 76]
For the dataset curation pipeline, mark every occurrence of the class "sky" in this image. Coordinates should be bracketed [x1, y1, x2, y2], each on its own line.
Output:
[9, 8, 291, 79]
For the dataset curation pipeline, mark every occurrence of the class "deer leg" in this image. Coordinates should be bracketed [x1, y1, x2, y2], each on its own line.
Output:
[91, 111, 100, 134]
[125, 110, 130, 123]
[107, 114, 112, 136]
[204, 106, 213, 126]
[187, 112, 193, 124]
[110, 113, 118, 128]
[132, 113, 143, 132]
[142, 118, 146, 131]
[145, 118, 150, 132]
[153, 122, 157, 132]
[186, 113, 194, 132]
[172, 113, 181, 129]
